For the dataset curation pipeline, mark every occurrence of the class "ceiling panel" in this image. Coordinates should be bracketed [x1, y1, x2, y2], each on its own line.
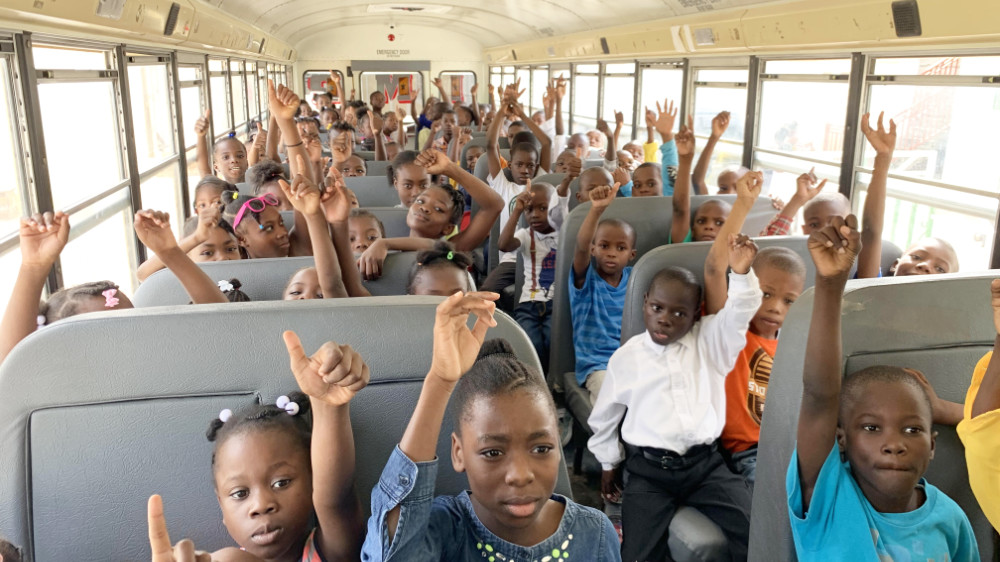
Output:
[206, 0, 789, 48]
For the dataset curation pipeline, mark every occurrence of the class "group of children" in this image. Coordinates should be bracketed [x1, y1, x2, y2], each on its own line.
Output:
[0, 74, 996, 562]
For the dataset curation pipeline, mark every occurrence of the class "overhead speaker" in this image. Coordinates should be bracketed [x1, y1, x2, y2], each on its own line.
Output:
[891, 0, 921, 37]
[163, 2, 180, 36]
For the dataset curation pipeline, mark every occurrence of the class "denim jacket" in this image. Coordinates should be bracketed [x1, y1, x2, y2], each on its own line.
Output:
[362, 446, 621, 561]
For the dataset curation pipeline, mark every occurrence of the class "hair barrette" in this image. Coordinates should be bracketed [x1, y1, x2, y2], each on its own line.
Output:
[275, 395, 300, 416]
[218, 408, 233, 423]
[217, 279, 234, 293]
[36, 314, 47, 329]
[102, 288, 120, 308]
[227, 131, 236, 138]
[446, 251, 454, 261]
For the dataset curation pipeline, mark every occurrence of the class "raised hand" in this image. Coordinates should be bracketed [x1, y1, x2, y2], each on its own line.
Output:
[735, 170, 763, 202]
[458, 126, 473, 146]
[357, 240, 387, 281]
[330, 133, 352, 162]
[193, 205, 221, 243]
[675, 122, 695, 157]
[268, 79, 299, 121]
[861, 111, 897, 156]
[280, 172, 321, 217]
[415, 148, 453, 175]
[555, 74, 567, 100]
[614, 110, 624, 130]
[644, 107, 657, 129]
[794, 167, 827, 202]
[728, 233, 758, 275]
[320, 166, 351, 223]
[808, 214, 861, 280]
[193, 109, 210, 137]
[148, 495, 212, 562]
[428, 291, 499, 383]
[470, 82, 478, 97]
[566, 152, 583, 180]
[589, 183, 621, 210]
[368, 110, 383, 137]
[19, 211, 70, 269]
[283, 331, 369, 407]
[328, 70, 341, 86]
[305, 134, 323, 163]
[395, 106, 407, 121]
[134, 210, 179, 255]
[596, 118, 611, 136]
[433, 77, 444, 91]
[654, 98, 678, 138]
[410, 84, 420, 102]
[612, 166, 630, 188]
[711, 111, 731, 138]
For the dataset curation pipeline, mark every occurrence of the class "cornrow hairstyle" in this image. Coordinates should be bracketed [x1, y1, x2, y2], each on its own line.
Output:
[247, 160, 287, 195]
[0, 537, 23, 562]
[206, 390, 312, 473]
[427, 185, 466, 227]
[406, 241, 473, 294]
[39, 281, 120, 324]
[349, 208, 386, 237]
[221, 278, 251, 302]
[647, 266, 702, 312]
[194, 175, 235, 200]
[451, 338, 555, 435]
[386, 150, 420, 188]
[182, 215, 238, 239]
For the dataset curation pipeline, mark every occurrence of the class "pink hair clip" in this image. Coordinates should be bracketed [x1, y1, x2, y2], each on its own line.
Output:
[275, 395, 299, 416]
[102, 289, 120, 308]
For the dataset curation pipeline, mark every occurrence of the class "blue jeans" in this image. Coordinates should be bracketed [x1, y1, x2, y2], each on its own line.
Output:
[732, 447, 757, 486]
[514, 300, 552, 374]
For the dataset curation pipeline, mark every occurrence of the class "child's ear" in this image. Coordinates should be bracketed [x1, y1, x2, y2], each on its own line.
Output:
[236, 231, 249, 249]
[450, 432, 466, 473]
[929, 429, 937, 460]
[835, 426, 847, 456]
[630, 248, 637, 261]
[889, 258, 899, 275]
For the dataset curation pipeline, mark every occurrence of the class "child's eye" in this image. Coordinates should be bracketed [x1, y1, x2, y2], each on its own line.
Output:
[762, 292, 772, 299]
[289, 290, 301, 296]
[935, 266, 945, 273]
[651, 305, 662, 312]
[272, 478, 291, 489]
[532, 445, 554, 454]
[481, 449, 503, 459]
[696, 218, 705, 224]
[200, 250, 213, 257]
[862, 424, 879, 432]
[227, 246, 239, 253]
[229, 489, 248, 500]
[904, 426, 924, 434]
[672, 311, 686, 318]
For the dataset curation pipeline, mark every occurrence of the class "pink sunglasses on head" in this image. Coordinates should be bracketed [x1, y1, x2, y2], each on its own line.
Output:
[231, 193, 280, 230]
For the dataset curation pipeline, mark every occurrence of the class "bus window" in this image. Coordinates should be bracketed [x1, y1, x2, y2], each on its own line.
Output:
[359, 71, 423, 107]
[602, 63, 635, 142]
[230, 60, 247, 135]
[245, 62, 259, 122]
[530, 66, 548, 116]
[179, 64, 206, 198]
[439, 71, 476, 106]
[209, 58, 231, 133]
[0, 56, 26, 239]
[639, 63, 684, 140]
[691, 67, 748, 187]
[303, 69, 344, 111]
[572, 64, 599, 135]
[59, 195, 137, 295]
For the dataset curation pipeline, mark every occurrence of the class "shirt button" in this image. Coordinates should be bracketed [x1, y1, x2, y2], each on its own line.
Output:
[398, 475, 410, 486]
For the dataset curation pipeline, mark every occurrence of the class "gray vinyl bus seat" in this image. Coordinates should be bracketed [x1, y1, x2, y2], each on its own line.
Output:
[533, 172, 566, 187]
[365, 159, 390, 177]
[749, 272, 998, 561]
[472, 148, 513, 184]
[459, 138, 486, 169]
[365, 206, 410, 239]
[0, 297, 571, 561]
[354, 149, 375, 160]
[345, 175, 401, 208]
[133, 252, 418, 306]
[583, 158, 605, 169]
[235, 181, 250, 193]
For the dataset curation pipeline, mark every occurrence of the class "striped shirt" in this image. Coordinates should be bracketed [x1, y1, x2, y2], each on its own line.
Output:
[569, 263, 632, 385]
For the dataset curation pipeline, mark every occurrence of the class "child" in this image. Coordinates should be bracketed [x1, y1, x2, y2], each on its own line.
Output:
[631, 162, 662, 197]
[958, 279, 1000, 531]
[193, 176, 234, 213]
[498, 181, 558, 373]
[148, 331, 368, 561]
[788, 214, 979, 561]
[889, 238, 959, 276]
[758, 168, 827, 236]
[622, 141, 644, 166]
[569, 183, 633, 403]
[647, 99, 680, 196]
[348, 209, 385, 258]
[588, 231, 762, 561]
[692, 111, 732, 194]
[137, 206, 241, 281]
[194, 110, 249, 185]
[361, 293, 621, 561]
[247, 160, 292, 209]
[405, 241, 475, 296]
[669, 118, 732, 244]
[279, 173, 348, 300]
[335, 155, 368, 178]
[575, 167, 613, 203]
[387, 151, 429, 209]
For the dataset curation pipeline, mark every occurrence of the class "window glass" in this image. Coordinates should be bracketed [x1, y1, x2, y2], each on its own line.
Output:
[210, 73, 229, 132]
[209, 59, 225, 72]
[185, 147, 202, 202]
[178, 66, 200, 81]
[696, 69, 748, 83]
[753, 152, 840, 205]
[61, 195, 136, 295]
[602, 75, 635, 142]
[230, 65, 247, 128]
[0, 58, 26, 236]
[575, 64, 599, 74]
[855, 172, 995, 271]
[756, 81, 848, 161]
[38, 80, 123, 209]
[140, 163, 183, 238]
[572, 74, 598, 135]
[180, 85, 203, 150]
[764, 59, 851, 74]
[864, 84, 1000, 192]
[303, 70, 343, 110]
[873, 56, 1000, 76]
[32, 45, 107, 70]
[128, 64, 176, 171]
[692, 86, 746, 142]
[605, 63, 634, 74]
[530, 67, 548, 114]
[515, 68, 531, 103]
[440, 71, 476, 105]
[245, 64, 259, 121]
[640, 67, 684, 120]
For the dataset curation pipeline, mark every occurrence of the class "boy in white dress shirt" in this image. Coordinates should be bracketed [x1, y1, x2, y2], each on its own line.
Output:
[588, 228, 763, 561]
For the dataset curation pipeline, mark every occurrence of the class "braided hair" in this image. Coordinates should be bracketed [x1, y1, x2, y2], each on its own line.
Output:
[406, 241, 473, 294]
[206, 391, 312, 472]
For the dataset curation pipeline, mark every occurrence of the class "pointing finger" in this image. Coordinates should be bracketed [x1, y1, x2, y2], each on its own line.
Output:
[148, 495, 174, 562]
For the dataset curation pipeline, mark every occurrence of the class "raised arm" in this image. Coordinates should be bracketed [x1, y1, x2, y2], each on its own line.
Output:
[764, 169, 826, 236]
[283, 331, 367, 561]
[419, 149, 503, 252]
[670, 119, 694, 245]
[194, 109, 212, 178]
[797, 214, 860, 510]
[134, 210, 228, 304]
[553, 75, 566, 137]
[329, 71, 344, 112]
[269, 80, 314, 184]
[856, 111, 895, 279]
[485, 99, 506, 179]
[512, 101, 552, 172]
[265, 114, 281, 164]
[693, 111, 729, 193]
[613, 110, 624, 153]
[395, 106, 408, 148]
[704, 171, 762, 314]
[573, 183, 618, 287]
[369, 110, 386, 162]
[321, 168, 371, 297]
[598, 118, 617, 167]
[247, 122, 267, 166]
[498, 187, 531, 253]
[137, 206, 220, 282]
[653, 100, 679, 195]
[0, 212, 69, 364]
[470, 83, 482, 131]
[280, 174, 348, 299]
[432, 77, 451, 109]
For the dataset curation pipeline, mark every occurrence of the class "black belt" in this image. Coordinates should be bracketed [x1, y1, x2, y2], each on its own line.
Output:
[633, 441, 717, 470]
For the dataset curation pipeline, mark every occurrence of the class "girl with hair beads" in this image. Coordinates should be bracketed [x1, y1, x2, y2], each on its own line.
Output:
[194, 109, 249, 185]
[362, 292, 620, 561]
[148, 330, 369, 562]
[406, 241, 474, 296]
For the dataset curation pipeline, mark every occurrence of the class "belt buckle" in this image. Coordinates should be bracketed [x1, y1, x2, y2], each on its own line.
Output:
[660, 454, 683, 470]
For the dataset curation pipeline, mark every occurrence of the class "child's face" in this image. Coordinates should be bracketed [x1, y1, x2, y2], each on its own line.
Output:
[716, 170, 738, 195]
[531, 111, 545, 125]
[441, 113, 458, 138]
[383, 112, 398, 133]
[394, 163, 431, 208]
[554, 151, 572, 174]
[631, 166, 662, 198]
[576, 169, 612, 203]
[410, 266, 469, 296]
[590, 223, 636, 278]
[344, 188, 360, 208]
[643, 279, 699, 346]
[749, 265, 804, 339]
[525, 189, 553, 233]
[407, 186, 455, 238]
[214, 139, 248, 184]
[465, 146, 485, 171]
[348, 216, 383, 256]
[385, 143, 400, 161]
[298, 101, 311, 116]
[237, 207, 290, 258]
[194, 189, 223, 213]
[451, 389, 560, 541]
[213, 429, 314, 560]
[508, 150, 538, 185]
[617, 151, 634, 170]
[283, 267, 323, 300]
[802, 200, 848, 235]
[457, 108, 473, 127]
[624, 142, 644, 164]
[567, 134, 588, 153]
[586, 130, 603, 148]
[837, 380, 935, 512]
[320, 110, 335, 128]
[188, 228, 241, 263]
[692, 202, 729, 242]
[337, 155, 367, 177]
[892, 240, 957, 276]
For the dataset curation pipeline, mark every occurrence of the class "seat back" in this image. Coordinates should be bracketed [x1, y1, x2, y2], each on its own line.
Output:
[472, 149, 513, 184]
[533, 173, 566, 188]
[345, 175, 401, 208]
[460, 138, 487, 169]
[548, 195, 778, 388]
[365, 159, 390, 177]
[0, 298, 571, 561]
[749, 272, 998, 561]
[583, 158, 604, 169]
[363, 206, 410, 239]
[354, 150, 375, 161]
[133, 253, 418, 305]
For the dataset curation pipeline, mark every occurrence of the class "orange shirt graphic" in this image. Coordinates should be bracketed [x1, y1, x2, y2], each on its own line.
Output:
[721, 331, 777, 453]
